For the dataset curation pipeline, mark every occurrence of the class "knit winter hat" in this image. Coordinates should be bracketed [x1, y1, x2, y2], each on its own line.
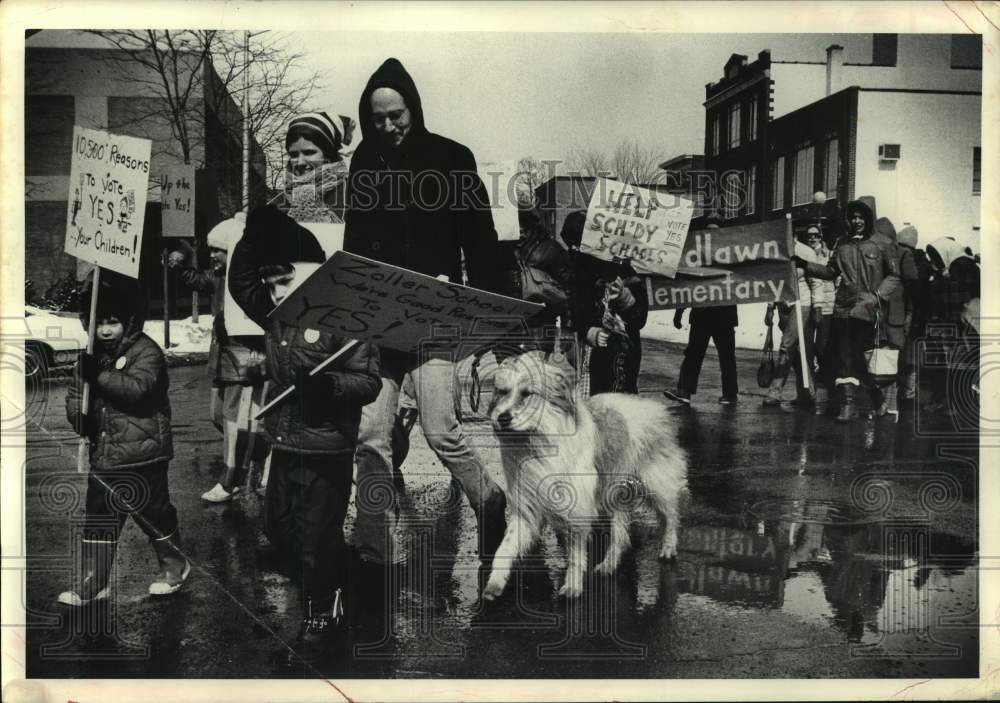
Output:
[897, 225, 918, 249]
[80, 269, 147, 330]
[285, 111, 356, 160]
[206, 211, 246, 250]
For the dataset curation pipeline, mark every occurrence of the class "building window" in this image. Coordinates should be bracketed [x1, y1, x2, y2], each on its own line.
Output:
[728, 103, 741, 149]
[973, 147, 981, 195]
[722, 172, 741, 220]
[746, 100, 758, 143]
[771, 156, 785, 211]
[712, 113, 721, 156]
[951, 35, 982, 69]
[793, 145, 815, 206]
[26, 95, 75, 177]
[872, 34, 898, 67]
[745, 165, 757, 216]
[824, 138, 839, 197]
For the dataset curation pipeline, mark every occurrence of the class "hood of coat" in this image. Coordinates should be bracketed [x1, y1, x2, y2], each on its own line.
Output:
[79, 270, 147, 357]
[897, 225, 918, 249]
[872, 216, 897, 243]
[842, 199, 875, 240]
[926, 237, 973, 272]
[357, 58, 427, 151]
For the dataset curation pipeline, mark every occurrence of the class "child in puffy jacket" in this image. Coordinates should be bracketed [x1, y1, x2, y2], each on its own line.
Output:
[229, 204, 382, 670]
[60, 271, 188, 607]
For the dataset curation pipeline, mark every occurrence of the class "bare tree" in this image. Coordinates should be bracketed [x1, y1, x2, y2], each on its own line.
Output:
[566, 146, 613, 178]
[514, 156, 560, 205]
[610, 139, 665, 185]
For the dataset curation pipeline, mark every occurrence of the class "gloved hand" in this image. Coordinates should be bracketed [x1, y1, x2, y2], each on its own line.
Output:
[78, 352, 101, 382]
[673, 312, 684, 330]
[764, 304, 774, 327]
[586, 327, 609, 348]
[166, 251, 185, 269]
[244, 361, 268, 384]
[610, 284, 636, 313]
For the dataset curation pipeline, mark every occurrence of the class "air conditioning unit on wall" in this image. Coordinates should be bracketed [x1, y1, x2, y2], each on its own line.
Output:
[878, 143, 901, 162]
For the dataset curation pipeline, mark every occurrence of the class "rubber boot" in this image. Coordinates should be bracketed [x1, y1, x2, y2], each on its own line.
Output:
[148, 528, 191, 596]
[278, 590, 345, 670]
[836, 384, 858, 423]
[57, 539, 116, 606]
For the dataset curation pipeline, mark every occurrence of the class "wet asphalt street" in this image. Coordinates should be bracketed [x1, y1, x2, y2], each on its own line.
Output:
[22, 339, 978, 679]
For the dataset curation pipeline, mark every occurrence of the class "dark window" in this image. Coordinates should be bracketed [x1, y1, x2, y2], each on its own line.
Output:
[728, 103, 741, 149]
[771, 156, 785, 211]
[745, 165, 757, 216]
[872, 34, 898, 67]
[951, 34, 982, 69]
[973, 147, 981, 195]
[25, 95, 74, 177]
[747, 100, 758, 143]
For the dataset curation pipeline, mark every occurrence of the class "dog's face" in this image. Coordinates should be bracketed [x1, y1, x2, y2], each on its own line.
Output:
[489, 352, 577, 434]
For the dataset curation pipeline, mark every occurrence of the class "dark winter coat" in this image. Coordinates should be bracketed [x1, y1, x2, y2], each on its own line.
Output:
[66, 323, 173, 471]
[869, 218, 919, 348]
[228, 237, 382, 456]
[497, 229, 578, 331]
[926, 237, 980, 325]
[177, 267, 265, 384]
[344, 58, 499, 292]
[804, 200, 901, 323]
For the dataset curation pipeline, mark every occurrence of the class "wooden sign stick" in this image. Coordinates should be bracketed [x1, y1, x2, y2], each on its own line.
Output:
[253, 339, 359, 420]
[77, 266, 101, 473]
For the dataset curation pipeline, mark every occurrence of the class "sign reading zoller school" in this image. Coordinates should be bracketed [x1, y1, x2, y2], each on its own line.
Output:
[581, 178, 694, 278]
[645, 219, 798, 310]
[269, 251, 545, 354]
[65, 127, 152, 278]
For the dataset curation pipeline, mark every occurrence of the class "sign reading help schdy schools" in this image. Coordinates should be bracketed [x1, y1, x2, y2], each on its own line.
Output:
[581, 178, 694, 279]
[269, 251, 545, 354]
[65, 127, 152, 278]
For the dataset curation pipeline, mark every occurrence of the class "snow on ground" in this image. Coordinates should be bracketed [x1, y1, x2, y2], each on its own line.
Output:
[144, 318, 212, 355]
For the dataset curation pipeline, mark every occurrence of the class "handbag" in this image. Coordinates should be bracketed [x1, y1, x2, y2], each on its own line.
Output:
[515, 235, 569, 307]
[865, 301, 899, 379]
[757, 324, 776, 388]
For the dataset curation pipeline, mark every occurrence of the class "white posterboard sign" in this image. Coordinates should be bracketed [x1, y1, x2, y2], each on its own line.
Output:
[581, 177, 694, 279]
[64, 126, 152, 279]
[269, 251, 545, 354]
[478, 159, 521, 241]
[159, 165, 196, 238]
[223, 224, 265, 337]
[301, 221, 344, 258]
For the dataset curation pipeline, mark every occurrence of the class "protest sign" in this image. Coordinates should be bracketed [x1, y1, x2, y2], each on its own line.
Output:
[65, 126, 152, 279]
[645, 219, 797, 310]
[478, 159, 522, 242]
[159, 165, 196, 238]
[269, 251, 545, 354]
[581, 178, 694, 278]
[301, 221, 344, 257]
[221, 221, 265, 337]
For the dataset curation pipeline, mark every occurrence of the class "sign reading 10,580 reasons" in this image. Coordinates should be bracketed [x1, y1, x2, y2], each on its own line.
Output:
[64, 126, 152, 279]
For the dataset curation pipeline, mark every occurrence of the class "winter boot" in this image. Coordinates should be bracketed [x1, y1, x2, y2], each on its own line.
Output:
[148, 528, 191, 596]
[278, 590, 345, 670]
[57, 539, 116, 606]
[836, 384, 858, 423]
[763, 357, 791, 406]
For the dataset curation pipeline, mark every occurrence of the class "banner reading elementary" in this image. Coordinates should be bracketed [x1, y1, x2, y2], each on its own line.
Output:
[645, 219, 798, 310]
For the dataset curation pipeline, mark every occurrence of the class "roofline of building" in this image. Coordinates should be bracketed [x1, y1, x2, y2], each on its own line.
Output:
[658, 153, 703, 169]
[856, 87, 981, 96]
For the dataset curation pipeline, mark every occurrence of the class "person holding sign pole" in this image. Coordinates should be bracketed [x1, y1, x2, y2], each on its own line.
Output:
[794, 199, 900, 422]
[168, 216, 269, 502]
[344, 58, 507, 580]
[59, 271, 189, 606]
[662, 213, 740, 406]
[228, 205, 382, 669]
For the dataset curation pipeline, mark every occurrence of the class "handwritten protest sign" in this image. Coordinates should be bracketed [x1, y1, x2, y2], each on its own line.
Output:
[269, 252, 544, 354]
[65, 126, 152, 278]
[645, 219, 797, 310]
[581, 178, 694, 278]
[159, 165, 196, 238]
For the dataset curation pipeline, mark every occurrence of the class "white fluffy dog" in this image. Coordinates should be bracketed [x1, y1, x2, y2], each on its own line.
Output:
[483, 352, 687, 600]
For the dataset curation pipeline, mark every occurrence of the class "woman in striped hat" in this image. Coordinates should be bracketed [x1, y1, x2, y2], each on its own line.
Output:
[284, 111, 356, 223]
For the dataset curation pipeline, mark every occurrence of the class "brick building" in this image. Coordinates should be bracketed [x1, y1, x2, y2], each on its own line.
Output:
[25, 31, 266, 309]
[704, 34, 982, 251]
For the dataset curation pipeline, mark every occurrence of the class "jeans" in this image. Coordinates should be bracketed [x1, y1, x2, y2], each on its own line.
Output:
[354, 353, 502, 564]
[677, 320, 738, 398]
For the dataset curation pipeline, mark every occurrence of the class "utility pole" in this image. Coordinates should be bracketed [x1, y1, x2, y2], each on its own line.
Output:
[242, 29, 251, 211]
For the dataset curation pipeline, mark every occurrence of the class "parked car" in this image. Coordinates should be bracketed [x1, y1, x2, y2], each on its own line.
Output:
[24, 305, 88, 383]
